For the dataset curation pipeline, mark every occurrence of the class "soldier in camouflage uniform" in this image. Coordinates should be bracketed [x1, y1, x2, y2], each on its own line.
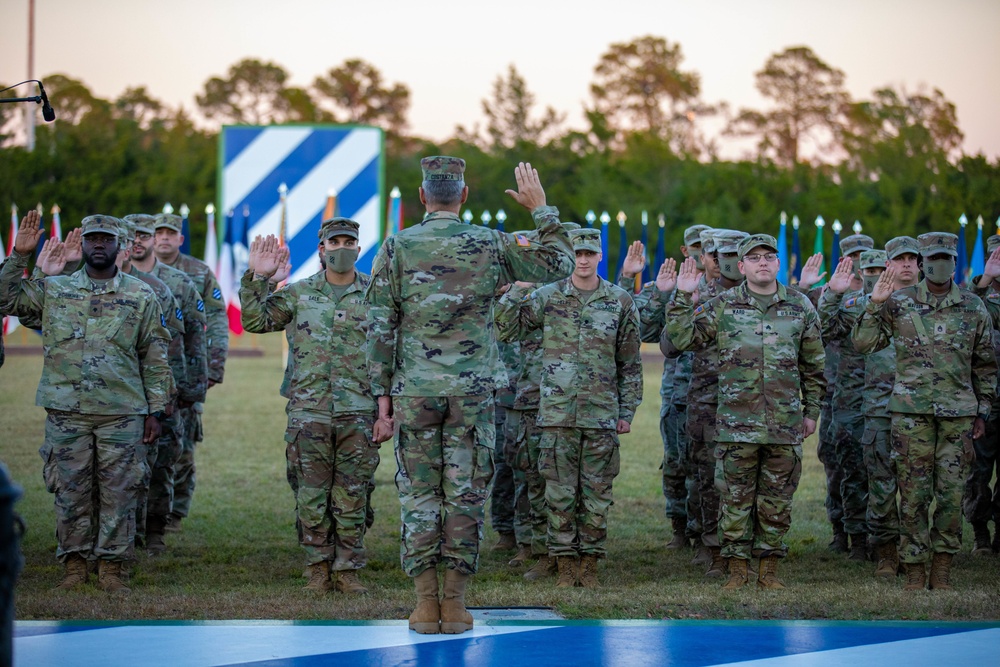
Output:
[489, 336, 520, 552]
[0, 211, 172, 593]
[152, 213, 228, 531]
[817, 234, 875, 560]
[854, 232, 997, 590]
[965, 237, 1000, 554]
[365, 158, 574, 634]
[664, 233, 826, 590]
[496, 228, 642, 588]
[240, 221, 378, 594]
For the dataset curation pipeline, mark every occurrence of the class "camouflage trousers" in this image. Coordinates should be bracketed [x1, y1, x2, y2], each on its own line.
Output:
[490, 405, 516, 535]
[539, 427, 621, 558]
[817, 401, 844, 534]
[509, 408, 546, 555]
[394, 395, 495, 577]
[501, 409, 532, 547]
[285, 444, 376, 542]
[41, 410, 146, 563]
[285, 413, 380, 569]
[891, 414, 974, 563]
[171, 402, 203, 519]
[663, 403, 689, 523]
[833, 407, 868, 535]
[717, 442, 802, 560]
[136, 409, 183, 539]
[861, 417, 899, 546]
[963, 407, 1000, 526]
[687, 402, 719, 546]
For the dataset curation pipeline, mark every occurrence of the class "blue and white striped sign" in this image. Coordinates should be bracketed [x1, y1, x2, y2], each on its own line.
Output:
[219, 125, 384, 283]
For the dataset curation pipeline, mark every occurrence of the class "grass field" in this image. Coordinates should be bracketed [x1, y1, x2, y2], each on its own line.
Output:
[2, 334, 998, 621]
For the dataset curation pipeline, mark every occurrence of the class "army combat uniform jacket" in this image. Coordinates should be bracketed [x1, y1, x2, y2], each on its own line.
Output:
[161, 253, 228, 385]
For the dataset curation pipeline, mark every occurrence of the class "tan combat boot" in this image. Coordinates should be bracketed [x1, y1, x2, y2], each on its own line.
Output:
[666, 517, 688, 549]
[440, 569, 474, 634]
[722, 558, 749, 590]
[757, 555, 786, 590]
[493, 532, 517, 552]
[408, 568, 440, 634]
[335, 569, 368, 594]
[578, 555, 600, 588]
[523, 554, 556, 581]
[509, 545, 532, 567]
[903, 562, 926, 591]
[928, 552, 954, 591]
[556, 556, 578, 588]
[55, 553, 89, 590]
[705, 547, 727, 579]
[873, 542, 899, 578]
[97, 560, 131, 595]
[304, 561, 332, 592]
[146, 516, 167, 556]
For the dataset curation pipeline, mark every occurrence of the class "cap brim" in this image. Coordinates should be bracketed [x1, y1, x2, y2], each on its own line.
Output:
[82, 228, 119, 236]
[740, 244, 778, 258]
[320, 230, 359, 241]
[574, 244, 601, 253]
[919, 249, 958, 258]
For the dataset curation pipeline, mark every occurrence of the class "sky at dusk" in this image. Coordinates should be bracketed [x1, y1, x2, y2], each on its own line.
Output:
[2, 0, 998, 159]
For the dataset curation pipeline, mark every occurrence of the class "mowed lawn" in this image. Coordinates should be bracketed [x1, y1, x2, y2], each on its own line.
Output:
[2, 334, 998, 621]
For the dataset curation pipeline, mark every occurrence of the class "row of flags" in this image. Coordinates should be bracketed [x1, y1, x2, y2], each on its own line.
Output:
[3, 199, 999, 339]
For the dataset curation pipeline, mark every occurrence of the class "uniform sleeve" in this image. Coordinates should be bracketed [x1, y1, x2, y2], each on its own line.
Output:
[971, 303, 999, 419]
[498, 206, 575, 284]
[136, 295, 173, 414]
[818, 289, 854, 341]
[0, 252, 45, 319]
[495, 284, 544, 343]
[665, 290, 719, 351]
[798, 304, 827, 421]
[615, 297, 644, 424]
[632, 283, 672, 344]
[179, 280, 208, 404]
[364, 238, 400, 397]
[239, 270, 295, 333]
[851, 298, 892, 354]
[202, 271, 229, 384]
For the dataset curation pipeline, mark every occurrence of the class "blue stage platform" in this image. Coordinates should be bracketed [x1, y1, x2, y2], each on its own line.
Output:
[14, 619, 999, 666]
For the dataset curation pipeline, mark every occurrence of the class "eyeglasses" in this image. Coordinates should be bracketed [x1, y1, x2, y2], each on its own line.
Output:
[135, 232, 152, 241]
[743, 253, 778, 264]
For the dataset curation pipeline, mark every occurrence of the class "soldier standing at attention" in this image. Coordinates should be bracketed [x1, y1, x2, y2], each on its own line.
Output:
[0, 211, 171, 593]
[855, 232, 997, 590]
[152, 213, 228, 532]
[240, 222, 379, 594]
[366, 159, 574, 634]
[496, 228, 642, 588]
[664, 233, 826, 590]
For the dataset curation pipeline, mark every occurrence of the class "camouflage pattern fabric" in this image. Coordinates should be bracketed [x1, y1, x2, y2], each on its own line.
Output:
[501, 408, 532, 546]
[0, 253, 171, 415]
[818, 339, 844, 532]
[716, 442, 803, 560]
[393, 394, 496, 576]
[490, 404, 516, 535]
[171, 404, 201, 519]
[285, 415, 380, 569]
[891, 414, 974, 563]
[160, 253, 228, 385]
[494, 276, 643, 429]
[150, 260, 208, 405]
[40, 411, 146, 562]
[964, 280, 1000, 529]
[365, 206, 574, 398]
[538, 427, 620, 557]
[127, 265, 184, 402]
[862, 416, 899, 546]
[507, 408, 547, 555]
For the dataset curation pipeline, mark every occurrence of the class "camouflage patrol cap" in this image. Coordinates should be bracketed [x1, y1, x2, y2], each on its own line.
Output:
[738, 233, 778, 259]
[885, 236, 919, 259]
[684, 224, 711, 247]
[917, 232, 958, 257]
[118, 217, 135, 245]
[123, 214, 155, 235]
[561, 222, 581, 232]
[420, 156, 465, 182]
[154, 213, 183, 233]
[840, 234, 874, 256]
[80, 214, 121, 237]
[988, 235, 1000, 254]
[859, 249, 887, 270]
[570, 228, 602, 253]
[714, 230, 750, 254]
[319, 217, 360, 241]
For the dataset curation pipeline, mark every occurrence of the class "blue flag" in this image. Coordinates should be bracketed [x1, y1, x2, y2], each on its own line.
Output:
[180, 210, 191, 255]
[598, 214, 610, 279]
[777, 213, 788, 285]
[791, 216, 802, 282]
[971, 216, 986, 279]
[615, 218, 628, 281]
[956, 214, 968, 284]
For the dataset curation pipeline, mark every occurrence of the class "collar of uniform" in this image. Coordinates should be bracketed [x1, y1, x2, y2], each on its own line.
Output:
[734, 281, 788, 310]
[561, 275, 610, 299]
[915, 278, 961, 308]
[305, 269, 367, 295]
[71, 266, 123, 292]
[421, 211, 462, 224]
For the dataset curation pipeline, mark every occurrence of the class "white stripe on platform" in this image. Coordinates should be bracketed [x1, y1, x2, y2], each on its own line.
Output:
[222, 128, 313, 213]
[713, 628, 1000, 667]
[14, 623, 555, 667]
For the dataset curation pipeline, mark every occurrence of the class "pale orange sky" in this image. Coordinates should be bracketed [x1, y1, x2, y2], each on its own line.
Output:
[2, 0, 998, 159]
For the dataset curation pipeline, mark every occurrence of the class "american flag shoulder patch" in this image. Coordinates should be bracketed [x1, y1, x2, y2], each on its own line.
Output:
[515, 234, 530, 247]
[212, 287, 222, 300]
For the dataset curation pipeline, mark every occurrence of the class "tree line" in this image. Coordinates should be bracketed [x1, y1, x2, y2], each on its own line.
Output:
[1, 36, 998, 266]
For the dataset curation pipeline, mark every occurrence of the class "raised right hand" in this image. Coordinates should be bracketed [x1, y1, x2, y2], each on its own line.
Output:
[870, 266, 897, 304]
[14, 210, 44, 254]
[655, 258, 677, 293]
[676, 257, 701, 294]
[504, 162, 547, 211]
[798, 253, 826, 289]
[620, 241, 646, 279]
[828, 257, 854, 294]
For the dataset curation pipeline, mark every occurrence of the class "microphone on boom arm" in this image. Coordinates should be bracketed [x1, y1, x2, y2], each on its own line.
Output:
[37, 82, 56, 122]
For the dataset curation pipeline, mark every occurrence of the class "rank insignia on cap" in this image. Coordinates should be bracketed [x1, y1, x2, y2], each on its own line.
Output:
[516, 234, 530, 247]
[197, 300, 205, 312]
[175, 308, 183, 320]
[213, 288, 222, 300]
